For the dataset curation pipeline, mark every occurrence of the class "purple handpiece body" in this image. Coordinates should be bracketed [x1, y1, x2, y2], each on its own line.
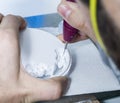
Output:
[63, 0, 78, 42]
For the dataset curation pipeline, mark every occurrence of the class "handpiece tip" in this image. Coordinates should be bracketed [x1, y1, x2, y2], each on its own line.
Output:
[63, 42, 68, 55]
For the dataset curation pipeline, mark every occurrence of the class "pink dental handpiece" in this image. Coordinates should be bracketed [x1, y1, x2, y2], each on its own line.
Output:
[63, 0, 78, 52]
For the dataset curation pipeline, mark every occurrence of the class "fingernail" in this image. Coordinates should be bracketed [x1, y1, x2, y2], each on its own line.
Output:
[58, 4, 72, 18]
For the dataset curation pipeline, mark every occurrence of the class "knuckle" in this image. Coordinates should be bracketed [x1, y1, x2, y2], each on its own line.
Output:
[5, 14, 18, 22]
[6, 14, 16, 18]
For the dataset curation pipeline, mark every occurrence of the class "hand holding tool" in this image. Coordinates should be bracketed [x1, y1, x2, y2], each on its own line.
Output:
[63, 0, 78, 53]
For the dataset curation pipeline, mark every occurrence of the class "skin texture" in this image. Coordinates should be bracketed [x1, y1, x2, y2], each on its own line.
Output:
[1, 0, 120, 102]
[57, 0, 120, 68]
[57, 0, 120, 43]
[0, 14, 68, 103]
[57, 0, 97, 43]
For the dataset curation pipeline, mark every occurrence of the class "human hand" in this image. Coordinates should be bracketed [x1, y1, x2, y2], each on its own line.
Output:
[57, 0, 97, 43]
[0, 14, 68, 103]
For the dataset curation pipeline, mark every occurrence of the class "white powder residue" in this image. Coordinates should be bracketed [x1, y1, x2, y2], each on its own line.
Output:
[23, 48, 71, 78]
[24, 63, 57, 78]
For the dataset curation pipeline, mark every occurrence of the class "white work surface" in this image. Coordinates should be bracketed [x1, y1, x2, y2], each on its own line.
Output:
[43, 27, 120, 103]
[66, 40, 120, 95]
[0, 0, 120, 102]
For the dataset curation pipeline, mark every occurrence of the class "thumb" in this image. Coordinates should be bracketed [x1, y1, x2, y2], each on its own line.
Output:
[19, 69, 68, 102]
[58, 1, 85, 30]
[57, 1, 95, 41]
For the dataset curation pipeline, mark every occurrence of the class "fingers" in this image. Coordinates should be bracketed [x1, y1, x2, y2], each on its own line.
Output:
[0, 14, 26, 33]
[57, 1, 97, 42]
[0, 14, 26, 42]
[57, 33, 88, 43]
[58, 0, 81, 28]
[0, 14, 26, 82]
[19, 70, 68, 102]
[58, 1, 89, 30]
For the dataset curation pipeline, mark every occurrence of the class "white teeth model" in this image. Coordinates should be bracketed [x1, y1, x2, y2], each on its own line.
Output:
[23, 48, 71, 78]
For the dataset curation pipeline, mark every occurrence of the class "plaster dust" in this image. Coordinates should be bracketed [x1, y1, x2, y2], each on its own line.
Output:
[23, 48, 71, 78]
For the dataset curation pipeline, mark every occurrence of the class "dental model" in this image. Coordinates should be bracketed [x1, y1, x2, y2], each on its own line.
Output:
[23, 48, 71, 78]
